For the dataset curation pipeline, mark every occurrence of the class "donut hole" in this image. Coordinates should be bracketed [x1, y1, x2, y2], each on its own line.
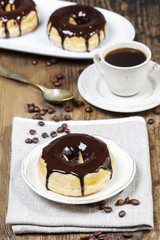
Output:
[62, 143, 90, 164]
[69, 11, 89, 25]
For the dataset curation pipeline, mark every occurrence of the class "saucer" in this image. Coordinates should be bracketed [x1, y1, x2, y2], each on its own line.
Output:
[78, 61, 160, 113]
[21, 135, 136, 205]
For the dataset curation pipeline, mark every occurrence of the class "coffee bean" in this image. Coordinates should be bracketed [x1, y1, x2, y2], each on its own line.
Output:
[125, 197, 130, 204]
[64, 128, 70, 134]
[64, 114, 71, 120]
[52, 77, 58, 83]
[38, 121, 45, 126]
[48, 107, 55, 114]
[57, 126, 64, 133]
[76, 100, 84, 107]
[118, 210, 126, 218]
[42, 132, 49, 138]
[25, 138, 32, 143]
[32, 137, 39, 143]
[32, 59, 38, 65]
[130, 199, 140, 206]
[89, 202, 97, 207]
[28, 105, 35, 113]
[50, 58, 57, 64]
[34, 106, 40, 112]
[29, 129, 36, 135]
[88, 237, 95, 240]
[46, 61, 52, 66]
[65, 105, 73, 112]
[104, 206, 112, 213]
[62, 123, 67, 129]
[33, 114, 43, 120]
[80, 235, 91, 240]
[99, 205, 105, 210]
[40, 110, 46, 116]
[93, 231, 102, 237]
[50, 131, 57, 138]
[85, 107, 93, 113]
[97, 200, 106, 206]
[123, 232, 132, 238]
[98, 234, 106, 240]
[115, 199, 125, 206]
[147, 118, 154, 124]
[27, 103, 35, 108]
[55, 73, 64, 79]
[52, 115, 60, 122]
[54, 81, 62, 87]
[43, 106, 50, 112]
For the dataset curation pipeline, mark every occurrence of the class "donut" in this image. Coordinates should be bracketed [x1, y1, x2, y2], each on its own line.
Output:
[0, 0, 39, 38]
[38, 133, 113, 197]
[47, 5, 107, 52]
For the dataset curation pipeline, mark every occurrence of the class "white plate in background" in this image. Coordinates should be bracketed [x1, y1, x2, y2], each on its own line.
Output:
[22, 135, 136, 205]
[0, 0, 135, 59]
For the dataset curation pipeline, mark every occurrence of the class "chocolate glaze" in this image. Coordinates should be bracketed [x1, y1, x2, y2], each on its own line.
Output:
[48, 5, 106, 52]
[42, 133, 112, 196]
[0, 0, 38, 38]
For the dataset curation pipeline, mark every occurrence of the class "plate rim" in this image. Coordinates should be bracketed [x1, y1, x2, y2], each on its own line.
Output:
[21, 135, 136, 205]
[78, 60, 160, 113]
[0, 0, 135, 59]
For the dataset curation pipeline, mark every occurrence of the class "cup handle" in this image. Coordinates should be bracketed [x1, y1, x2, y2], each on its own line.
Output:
[93, 53, 104, 77]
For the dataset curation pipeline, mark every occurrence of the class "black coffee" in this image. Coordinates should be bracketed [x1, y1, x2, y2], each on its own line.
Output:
[105, 48, 147, 67]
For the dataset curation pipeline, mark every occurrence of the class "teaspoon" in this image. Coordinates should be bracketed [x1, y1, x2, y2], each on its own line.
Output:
[0, 66, 73, 104]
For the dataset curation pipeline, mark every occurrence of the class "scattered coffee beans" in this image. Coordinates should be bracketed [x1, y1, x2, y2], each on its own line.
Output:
[45, 61, 52, 66]
[32, 137, 39, 143]
[93, 231, 102, 237]
[50, 131, 57, 138]
[62, 123, 67, 129]
[27, 103, 35, 113]
[50, 58, 57, 64]
[89, 202, 97, 207]
[54, 81, 62, 87]
[43, 106, 50, 112]
[55, 73, 64, 79]
[104, 206, 112, 213]
[64, 128, 70, 134]
[52, 77, 58, 83]
[32, 59, 38, 65]
[52, 115, 60, 122]
[125, 197, 130, 204]
[98, 234, 106, 240]
[34, 106, 40, 112]
[48, 107, 55, 114]
[73, 99, 84, 107]
[33, 114, 43, 120]
[57, 126, 64, 133]
[85, 107, 93, 113]
[118, 210, 126, 218]
[130, 199, 140, 205]
[64, 114, 71, 120]
[65, 105, 73, 112]
[38, 121, 45, 126]
[115, 199, 125, 206]
[42, 133, 49, 138]
[25, 138, 32, 143]
[98, 200, 106, 206]
[147, 118, 154, 124]
[123, 232, 132, 238]
[40, 110, 46, 116]
[29, 129, 36, 135]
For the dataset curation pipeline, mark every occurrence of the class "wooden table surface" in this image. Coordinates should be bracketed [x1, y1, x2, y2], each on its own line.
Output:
[0, 0, 160, 239]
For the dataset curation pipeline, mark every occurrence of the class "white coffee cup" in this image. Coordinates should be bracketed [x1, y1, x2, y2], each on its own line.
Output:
[93, 41, 151, 97]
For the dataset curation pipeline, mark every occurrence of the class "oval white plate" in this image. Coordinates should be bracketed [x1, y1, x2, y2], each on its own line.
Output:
[78, 61, 160, 112]
[22, 135, 136, 205]
[0, 0, 135, 59]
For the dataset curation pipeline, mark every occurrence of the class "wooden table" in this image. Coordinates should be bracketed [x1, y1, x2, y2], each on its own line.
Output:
[0, 0, 160, 239]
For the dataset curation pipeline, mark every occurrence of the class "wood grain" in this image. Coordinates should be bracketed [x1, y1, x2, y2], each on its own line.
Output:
[0, 0, 160, 239]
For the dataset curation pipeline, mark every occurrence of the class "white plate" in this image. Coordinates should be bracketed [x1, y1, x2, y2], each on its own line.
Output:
[22, 135, 136, 205]
[0, 0, 135, 59]
[78, 61, 160, 113]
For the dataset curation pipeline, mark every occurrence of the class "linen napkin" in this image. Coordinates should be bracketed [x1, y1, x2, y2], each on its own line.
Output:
[6, 116, 153, 234]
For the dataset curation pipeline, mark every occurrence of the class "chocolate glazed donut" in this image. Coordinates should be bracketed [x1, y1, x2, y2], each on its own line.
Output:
[0, 0, 39, 38]
[47, 5, 107, 52]
[40, 134, 113, 196]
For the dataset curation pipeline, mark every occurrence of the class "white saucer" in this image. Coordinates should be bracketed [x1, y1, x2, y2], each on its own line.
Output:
[21, 135, 136, 205]
[78, 61, 160, 113]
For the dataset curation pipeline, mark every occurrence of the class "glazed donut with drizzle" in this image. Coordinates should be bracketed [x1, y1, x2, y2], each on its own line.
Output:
[38, 133, 113, 197]
[0, 0, 39, 38]
[47, 5, 107, 52]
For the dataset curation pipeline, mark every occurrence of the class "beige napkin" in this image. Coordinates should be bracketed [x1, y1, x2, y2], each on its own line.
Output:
[6, 116, 153, 234]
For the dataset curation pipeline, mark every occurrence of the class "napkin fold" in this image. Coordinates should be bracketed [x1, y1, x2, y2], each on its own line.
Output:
[6, 117, 153, 234]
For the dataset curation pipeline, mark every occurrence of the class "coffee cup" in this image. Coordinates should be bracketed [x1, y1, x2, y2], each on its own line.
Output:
[93, 41, 151, 97]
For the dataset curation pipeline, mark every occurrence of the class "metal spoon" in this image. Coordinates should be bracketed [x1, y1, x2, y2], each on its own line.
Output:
[0, 66, 73, 104]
